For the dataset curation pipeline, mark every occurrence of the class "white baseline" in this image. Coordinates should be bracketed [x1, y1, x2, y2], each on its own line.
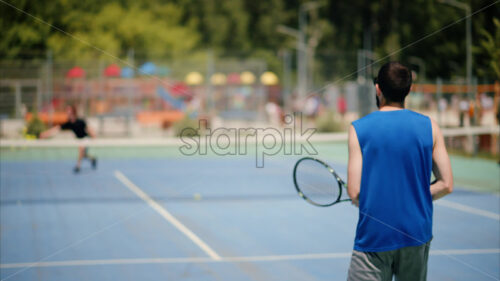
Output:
[1, 248, 498, 269]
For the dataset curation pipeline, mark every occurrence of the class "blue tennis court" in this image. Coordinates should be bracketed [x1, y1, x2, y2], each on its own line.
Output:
[1, 145, 499, 281]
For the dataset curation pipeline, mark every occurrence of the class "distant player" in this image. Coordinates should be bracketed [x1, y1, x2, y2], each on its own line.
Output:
[40, 105, 97, 173]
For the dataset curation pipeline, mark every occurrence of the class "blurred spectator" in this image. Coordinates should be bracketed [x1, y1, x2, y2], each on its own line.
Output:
[20, 104, 27, 118]
[304, 94, 320, 119]
[451, 95, 459, 109]
[480, 93, 494, 111]
[438, 98, 448, 124]
[337, 94, 347, 119]
[459, 98, 468, 127]
[438, 98, 448, 112]
[291, 93, 301, 114]
[468, 100, 476, 126]
[478, 93, 493, 125]
[497, 101, 500, 127]
[265, 101, 282, 127]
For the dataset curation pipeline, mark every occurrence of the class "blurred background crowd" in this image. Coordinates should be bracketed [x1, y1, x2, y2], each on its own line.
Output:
[1, 0, 499, 157]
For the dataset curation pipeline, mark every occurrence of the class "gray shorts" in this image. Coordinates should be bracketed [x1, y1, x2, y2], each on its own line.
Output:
[347, 241, 431, 281]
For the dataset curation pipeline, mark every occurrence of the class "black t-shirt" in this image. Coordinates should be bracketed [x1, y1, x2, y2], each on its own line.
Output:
[61, 119, 88, 139]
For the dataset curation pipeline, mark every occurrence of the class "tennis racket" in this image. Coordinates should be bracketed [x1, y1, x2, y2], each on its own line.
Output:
[293, 157, 351, 207]
[293, 157, 439, 207]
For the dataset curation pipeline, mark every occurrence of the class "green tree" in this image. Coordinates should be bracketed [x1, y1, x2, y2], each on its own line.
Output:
[475, 17, 500, 80]
[47, 2, 199, 60]
[1, 0, 499, 81]
[1, 0, 200, 60]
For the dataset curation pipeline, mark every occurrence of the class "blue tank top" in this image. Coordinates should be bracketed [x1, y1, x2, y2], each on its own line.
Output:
[352, 109, 433, 252]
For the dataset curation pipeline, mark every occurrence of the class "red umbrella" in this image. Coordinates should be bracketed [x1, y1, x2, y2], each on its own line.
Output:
[104, 64, 121, 77]
[227, 72, 241, 84]
[170, 82, 191, 97]
[66, 66, 85, 78]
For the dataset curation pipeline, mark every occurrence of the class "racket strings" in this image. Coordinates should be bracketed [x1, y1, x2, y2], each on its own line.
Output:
[297, 179, 338, 196]
[294, 159, 343, 206]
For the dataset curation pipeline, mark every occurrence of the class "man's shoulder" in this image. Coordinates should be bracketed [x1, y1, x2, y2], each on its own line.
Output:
[406, 110, 434, 132]
[60, 120, 72, 129]
[405, 109, 430, 120]
[352, 111, 379, 126]
[75, 118, 87, 125]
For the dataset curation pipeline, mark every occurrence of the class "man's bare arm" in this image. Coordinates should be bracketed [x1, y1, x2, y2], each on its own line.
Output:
[430, 119, 453, 200]
[86, 126, 97, 138]
[39, 125, 60, 139]
[347, 125, 363, 206]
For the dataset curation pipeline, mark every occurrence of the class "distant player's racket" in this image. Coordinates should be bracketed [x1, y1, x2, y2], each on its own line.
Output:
[293, 157, 351, 207]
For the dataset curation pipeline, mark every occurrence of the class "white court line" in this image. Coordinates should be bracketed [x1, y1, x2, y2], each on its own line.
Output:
[113, 170, 221, 261]
[430, 249, 500, 256]
[1, 248, 498, 269]
[436, 199, 500, 221]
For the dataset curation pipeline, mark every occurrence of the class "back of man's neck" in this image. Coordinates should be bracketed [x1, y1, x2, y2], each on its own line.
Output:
[379, 105, 405, 111]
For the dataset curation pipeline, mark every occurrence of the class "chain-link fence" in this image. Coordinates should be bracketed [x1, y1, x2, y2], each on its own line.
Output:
[0, 54, 272, 124]
[1, 50, 498, 141]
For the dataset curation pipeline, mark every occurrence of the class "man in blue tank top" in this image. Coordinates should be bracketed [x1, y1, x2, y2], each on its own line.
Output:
[347, 62, 454, 281]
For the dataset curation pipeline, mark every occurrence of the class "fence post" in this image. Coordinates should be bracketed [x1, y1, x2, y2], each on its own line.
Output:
[258, 63, 267, 122]
[282, 49, 292, 113]
[206, 49, 214, 116]
[15, 81, 21, 119]
[36, 79, 42, 113]
[46, 50, 53, 126]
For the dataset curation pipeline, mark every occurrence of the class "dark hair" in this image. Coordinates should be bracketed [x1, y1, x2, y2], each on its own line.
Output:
[376, 62, 412, 104]
[68, 105, 77, 116]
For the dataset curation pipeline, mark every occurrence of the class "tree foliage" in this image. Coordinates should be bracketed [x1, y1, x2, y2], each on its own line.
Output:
[1, 0, 499, 80]
[475, 17, 500, 80]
